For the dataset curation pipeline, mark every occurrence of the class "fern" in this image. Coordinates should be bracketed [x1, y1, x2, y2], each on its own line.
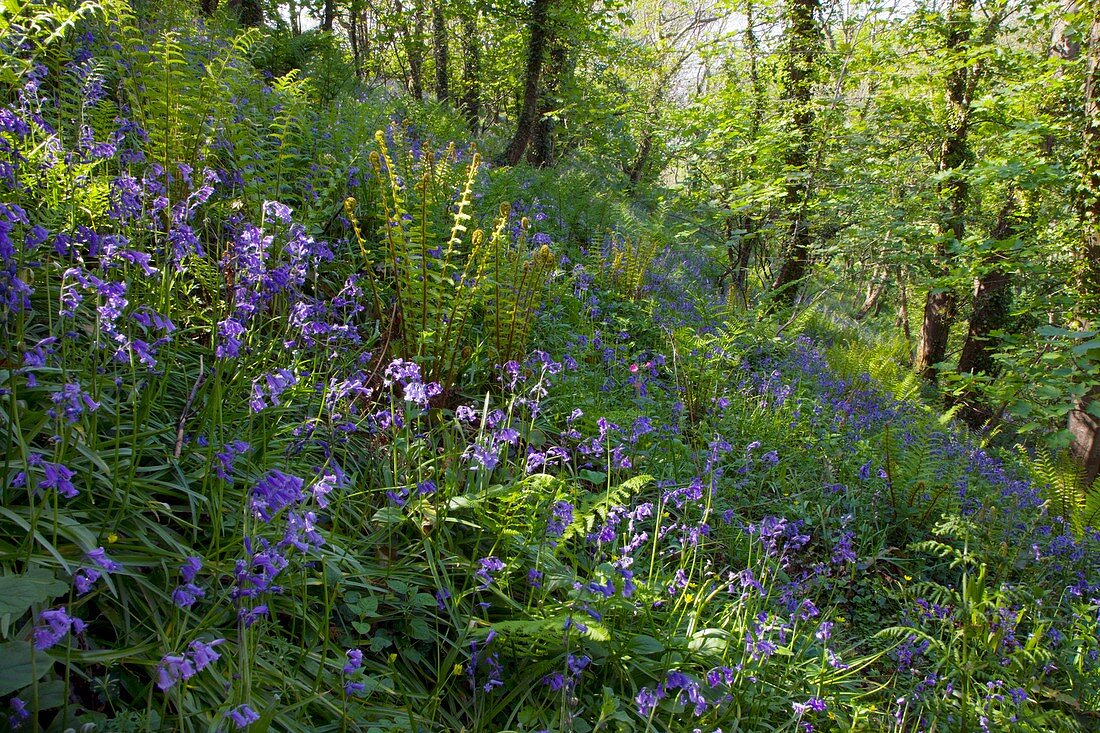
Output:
[598, 231, 661, 301]
[485, 211, 556, 363]
[364, 130, 491, 387]
[563, 474, 653, 542]
[1031, 447, 1098, 534]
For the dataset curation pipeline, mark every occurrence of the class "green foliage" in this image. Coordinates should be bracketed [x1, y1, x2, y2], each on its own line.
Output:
[597, 232, 661, 302]
[484, 216, 556, 364]
[1, 1, 1099, 731]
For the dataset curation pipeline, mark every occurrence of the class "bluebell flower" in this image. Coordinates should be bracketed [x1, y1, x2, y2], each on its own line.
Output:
[225, 704, 260, 728]
[38, 460, 77, 498]
[250, 470, 305, 521]
[8, 697, 28, 730]
[87, 547, 122, 572]
[476, 556, 504, 589]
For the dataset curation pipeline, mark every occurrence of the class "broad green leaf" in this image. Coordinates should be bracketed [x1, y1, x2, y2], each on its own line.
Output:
[0, 641, 49, 696]
[626, 634, 664, 656]
[0, 568, 67, 618]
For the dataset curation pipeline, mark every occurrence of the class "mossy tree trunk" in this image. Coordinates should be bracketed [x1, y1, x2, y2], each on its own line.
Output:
[503, 0, 553, 166]
[914, 0, 975, 380]
[770, 0, 821, 306]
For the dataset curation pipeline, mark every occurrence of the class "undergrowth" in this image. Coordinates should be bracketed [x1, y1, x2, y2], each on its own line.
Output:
[0, 3, 1098, 733]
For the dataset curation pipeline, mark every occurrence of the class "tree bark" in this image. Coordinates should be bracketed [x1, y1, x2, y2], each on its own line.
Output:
[729, 223, 756, 305]
[289, 0, 301, 35]
[770, 0, 821, 306]
[914, 0, 975, 381]
[897, 266, 913, 355]
[957, 196, 1016, 377]
[731, 2, 766, 306]
[349, 7, 362, 77]
[626, 130, 653, 183]
[432, 0, 450, 102]
[1071, 8, 1100, 485]
[460, 10, 480, 127]
[502, 0, 553, 166]
[529, 40, 565, 167]
[227, 0, 262, 26]
[856, 262, 889, 321]
[397, 0, 426, 100]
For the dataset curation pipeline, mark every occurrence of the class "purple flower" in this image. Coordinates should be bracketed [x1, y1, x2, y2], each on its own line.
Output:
[189, 638, 224, 671]
[38, 460, 77, 498]
[546, 501, 574, 538]
[225, 704, 260, 729]
[475, 556, 504, 589]
[172, 582, 205, 608]
[87, 546, 122, 572]
[526, 568, 542, 588]
[215, 441, 250, 483]
[33, 607, 84, 650]
[793, 697, 827, 715]
[251, 470, 305, 521]
[180, 556, 202, 582]
[831, 530, 856, 564]
[310, 464, 348, 508]
[216, 317, 246, 359]
[73, 567, 101, 595]
[635, 687, 659, 716]
[263, 200, 293, 224]
[281, 510, 324, 553]
[542, 672, 565, 691]
[238, 605, 269, 627]
[567, 653, 590, 676]
[8, 697, 28, 729]
[344, 648, 363, 674]
[49, 382, 100, 422]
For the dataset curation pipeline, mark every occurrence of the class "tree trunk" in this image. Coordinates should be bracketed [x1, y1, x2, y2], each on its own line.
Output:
[460, 10, 480, 127]
[1043, 0, 1081, 154]
[856, 262, 889, 321]
[957, 196, 1016, 377]
[321, 0, 334, 31]
[529, 40, 565, 167]
[397, 0, 426, 100]
[896, 266, 913, 355]
[227, 0, 262, 26]
[432, 0, 450, 102]
[502, 0, 552, 166]
[914, 0, 975, 381]
[770, 0, 821, 306]
[1071, 9, 1100, 485]
[289, 0, 301, 35]
[729, 221, 756, 305]
[733, 2, 765, 307]
[626, 130, 653, 184]
[349, 7, 362, 77]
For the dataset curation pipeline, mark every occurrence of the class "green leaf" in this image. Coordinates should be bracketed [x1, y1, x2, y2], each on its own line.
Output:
[626, 634, 664, 656]
[1071, 338, 1100, 357]
[28, 678, 66, 709]
[408, 618, 434, 641]
[0, 641, 49, 696]
[1036, 325, 1097, 339]
[578, 470, 607, 485]
[369, 633, 392, 652]
[0, 568, 68, 618]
